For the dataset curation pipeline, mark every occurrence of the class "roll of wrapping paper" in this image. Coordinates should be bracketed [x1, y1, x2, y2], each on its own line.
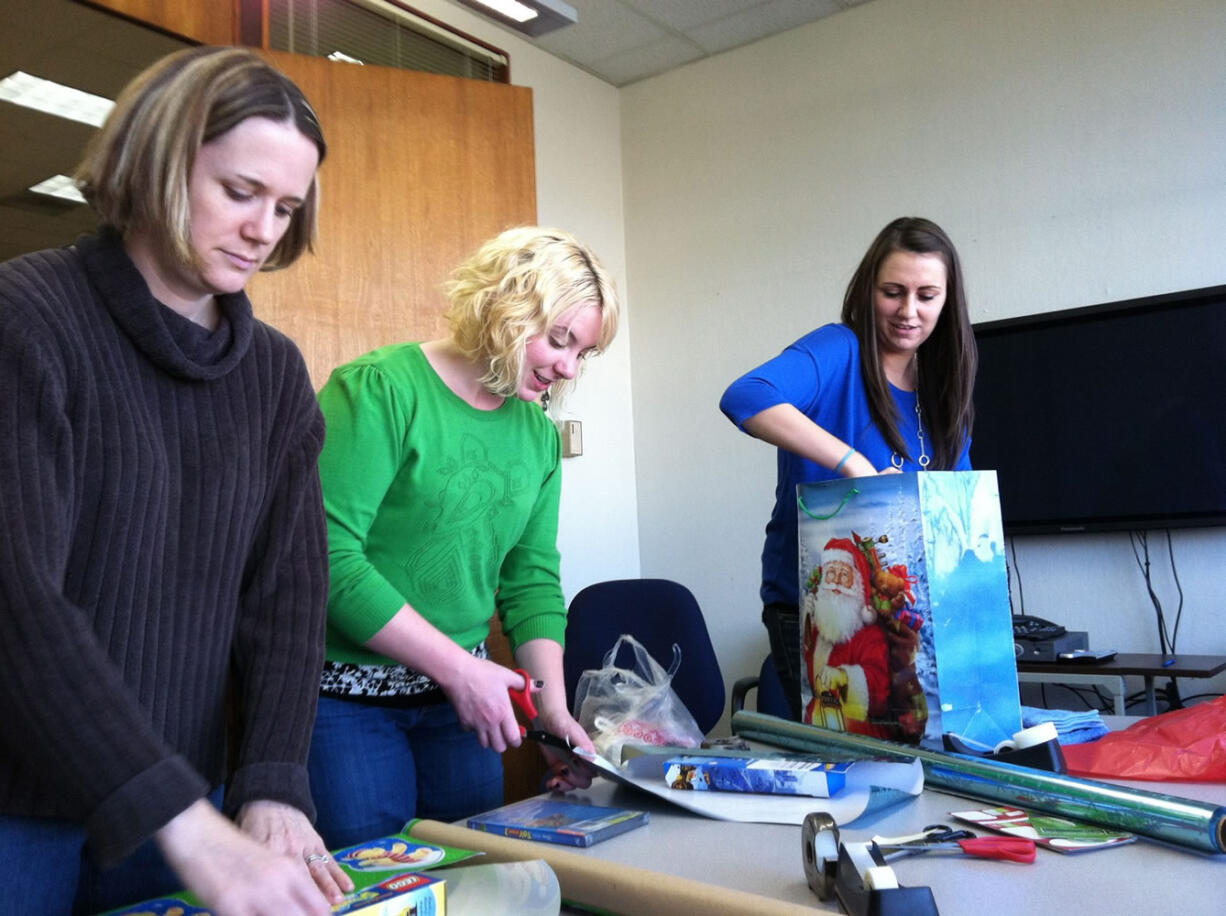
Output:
[406, 819, 817, 916]
[731, 710, 1226, 855]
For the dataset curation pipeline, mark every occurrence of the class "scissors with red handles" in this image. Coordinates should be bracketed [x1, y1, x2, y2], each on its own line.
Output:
[509, 670, 577, 755]
[872, 825, 1036, 864]
[507, 668, 538, 737]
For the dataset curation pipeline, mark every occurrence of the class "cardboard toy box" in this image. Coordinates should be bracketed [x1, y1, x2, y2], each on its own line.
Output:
[102, 832, 462, 916]
[796, 471, 1021, 750]
[663, 754, 849, 797]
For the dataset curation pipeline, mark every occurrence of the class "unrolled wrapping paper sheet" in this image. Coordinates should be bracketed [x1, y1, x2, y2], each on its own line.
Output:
[408, 819, 818, 916]
[532, 740, 922, 826]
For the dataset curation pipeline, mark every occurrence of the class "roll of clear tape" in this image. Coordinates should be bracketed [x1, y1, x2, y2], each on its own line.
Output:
[1004, 721, 1058, 751]
[864, 866, 899, 890]
[801, 811, 839, 899]
[442, 860, 561, 915]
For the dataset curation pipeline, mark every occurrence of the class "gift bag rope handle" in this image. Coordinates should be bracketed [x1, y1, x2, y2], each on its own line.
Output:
[797, 487, 860, 521]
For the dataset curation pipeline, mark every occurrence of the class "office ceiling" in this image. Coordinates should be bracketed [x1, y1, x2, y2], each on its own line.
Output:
[0, 0, 875, 263]
[469, 0, 877, 87]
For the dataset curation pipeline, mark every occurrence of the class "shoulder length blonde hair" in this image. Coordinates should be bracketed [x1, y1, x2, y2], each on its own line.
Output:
[75, 45, 326, 272]
[444, 226, 620, 400]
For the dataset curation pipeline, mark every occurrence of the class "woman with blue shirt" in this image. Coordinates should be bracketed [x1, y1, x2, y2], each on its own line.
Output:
[720, 217, 977, 719]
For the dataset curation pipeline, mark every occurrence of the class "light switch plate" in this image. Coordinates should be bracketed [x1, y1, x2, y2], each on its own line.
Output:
[559, 419, 583, 457]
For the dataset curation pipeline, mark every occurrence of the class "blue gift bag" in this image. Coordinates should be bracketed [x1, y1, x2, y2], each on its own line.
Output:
[796, 471, 1020, 750]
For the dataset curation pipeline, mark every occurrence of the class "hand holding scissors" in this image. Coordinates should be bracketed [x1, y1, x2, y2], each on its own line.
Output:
[507, 668, 542, 737]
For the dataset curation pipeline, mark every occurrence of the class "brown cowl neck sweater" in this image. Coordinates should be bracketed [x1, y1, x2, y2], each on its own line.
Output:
[0, 229, 328, 866]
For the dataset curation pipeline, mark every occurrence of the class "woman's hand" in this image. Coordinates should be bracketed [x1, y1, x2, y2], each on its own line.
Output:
[156, 799, 333, 916]
[512, 638, 599, 791]
[839, 451, 880, 478]
[533, 705, 597, 791]
[840, 451, 905, 477]
[438, 654, 528, 753]
[363, 604, 526, 752]
[237, 800, 353, 905]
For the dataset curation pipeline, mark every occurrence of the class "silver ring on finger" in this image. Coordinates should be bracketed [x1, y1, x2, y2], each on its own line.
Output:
[304, 853, 331, 865]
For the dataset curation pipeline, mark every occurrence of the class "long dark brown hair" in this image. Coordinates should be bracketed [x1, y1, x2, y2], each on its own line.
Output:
[840, 217, 976, 469]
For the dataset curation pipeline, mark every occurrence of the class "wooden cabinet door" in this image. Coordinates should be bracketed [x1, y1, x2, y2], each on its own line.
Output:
[250, 52, 544, 801]
[249, 51, 536, 387]
[82, 4, 544, 800]
[252, 52, 545, 801]
[83, 0, 237, 46]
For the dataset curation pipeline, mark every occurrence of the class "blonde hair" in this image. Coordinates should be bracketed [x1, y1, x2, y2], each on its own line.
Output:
[443, 227, 620, 400]
[75, 46, 326, 272]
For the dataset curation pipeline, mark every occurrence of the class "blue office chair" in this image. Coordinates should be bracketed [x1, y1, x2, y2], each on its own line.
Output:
[731, 653, 791, 719]
[564, 578, 725, 735]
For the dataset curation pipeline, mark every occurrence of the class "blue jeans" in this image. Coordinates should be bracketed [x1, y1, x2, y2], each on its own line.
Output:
[308, 696, 503, 850]
[0, 787, 222, 915]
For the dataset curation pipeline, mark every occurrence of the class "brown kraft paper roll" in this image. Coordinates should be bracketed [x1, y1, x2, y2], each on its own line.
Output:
[408, 819, 816, 916]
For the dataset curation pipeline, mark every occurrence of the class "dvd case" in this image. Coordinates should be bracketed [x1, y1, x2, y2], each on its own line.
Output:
[467, 797, 648, 847]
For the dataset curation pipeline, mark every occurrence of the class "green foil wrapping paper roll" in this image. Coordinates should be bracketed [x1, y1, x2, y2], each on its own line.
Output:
[731, 710, 1226, 855]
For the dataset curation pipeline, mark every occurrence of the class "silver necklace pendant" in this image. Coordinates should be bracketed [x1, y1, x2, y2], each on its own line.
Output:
[892, 400, 930, 469]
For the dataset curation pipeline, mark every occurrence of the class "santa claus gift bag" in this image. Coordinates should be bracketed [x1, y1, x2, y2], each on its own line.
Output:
[796, 471, 1020, 750]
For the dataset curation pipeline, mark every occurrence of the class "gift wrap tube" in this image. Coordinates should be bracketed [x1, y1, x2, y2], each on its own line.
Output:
[732, 710, 1226, 855]
[407, 819, 816, 915]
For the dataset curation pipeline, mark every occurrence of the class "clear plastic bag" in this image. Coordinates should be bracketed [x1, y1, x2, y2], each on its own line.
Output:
[572, 634, 704, 763]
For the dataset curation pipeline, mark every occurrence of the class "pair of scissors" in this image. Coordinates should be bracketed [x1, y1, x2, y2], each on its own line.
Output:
[506, 668, 538, 737]
[508, 670, 578, 758]
[871, 824, 1036, 864]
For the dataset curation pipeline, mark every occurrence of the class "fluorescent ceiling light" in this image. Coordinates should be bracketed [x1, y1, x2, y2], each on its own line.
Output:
[457, 0, 577, 36]
[472, 0, 536, 23]
[29, 174, 87, 205]
[0, 71, 113, 127]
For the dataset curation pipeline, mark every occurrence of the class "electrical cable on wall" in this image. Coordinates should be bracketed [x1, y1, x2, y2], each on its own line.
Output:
[1007, 537, 1025, 616]
[1162, 530, 1185, 649]
[1130, 529, 1185, 709]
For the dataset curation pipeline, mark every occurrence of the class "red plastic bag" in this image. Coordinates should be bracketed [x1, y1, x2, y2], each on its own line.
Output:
[1063, 695, 1226, 781]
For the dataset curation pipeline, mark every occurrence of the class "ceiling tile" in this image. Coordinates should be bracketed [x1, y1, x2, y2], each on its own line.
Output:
[589, 34, 707, 87]
[687, 0, 843, 55]
[534, 1, 671, 63]
[513, 0, 860, 86]
[618, 0, 771, 33]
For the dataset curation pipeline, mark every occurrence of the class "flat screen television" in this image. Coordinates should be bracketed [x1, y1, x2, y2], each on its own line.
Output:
[970, 284, 1226, 535]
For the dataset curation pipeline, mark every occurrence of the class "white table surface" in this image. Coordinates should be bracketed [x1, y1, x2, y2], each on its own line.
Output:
[554, 759, 1225, 915]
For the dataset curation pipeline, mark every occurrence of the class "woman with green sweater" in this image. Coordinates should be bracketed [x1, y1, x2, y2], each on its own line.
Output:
[308, 227, 620, 847]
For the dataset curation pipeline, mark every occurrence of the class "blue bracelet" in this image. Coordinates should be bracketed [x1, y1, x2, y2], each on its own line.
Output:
[834, 447, 856, 473]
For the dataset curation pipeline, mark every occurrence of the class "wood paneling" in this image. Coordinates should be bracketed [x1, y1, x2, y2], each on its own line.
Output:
[248, 52, 541, 801]
[247, 51, 537, 388]
[70, 3, 543, 801]
[82, 0, 237, 45]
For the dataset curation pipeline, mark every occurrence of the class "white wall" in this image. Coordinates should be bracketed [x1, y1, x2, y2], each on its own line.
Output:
[428, 0, 1226, 717]
[423, 1, 642, 600]
[619, 0, 1226, 717]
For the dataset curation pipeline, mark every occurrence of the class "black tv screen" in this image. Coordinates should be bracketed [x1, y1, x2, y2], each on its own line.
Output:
[970, 284, 1226, 535]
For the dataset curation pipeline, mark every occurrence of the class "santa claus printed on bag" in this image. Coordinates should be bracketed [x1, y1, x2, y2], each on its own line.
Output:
[801, 534, 927, 743]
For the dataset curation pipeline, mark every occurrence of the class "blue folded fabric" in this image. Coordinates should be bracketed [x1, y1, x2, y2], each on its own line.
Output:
[1021, 705, 1110, 745]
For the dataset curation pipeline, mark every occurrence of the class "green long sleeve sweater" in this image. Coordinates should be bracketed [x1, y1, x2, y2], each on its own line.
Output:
[318, 343, 567, 670]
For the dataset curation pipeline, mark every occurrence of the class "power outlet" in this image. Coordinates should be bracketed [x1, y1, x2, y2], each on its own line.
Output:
[558, 419, 583, 457]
